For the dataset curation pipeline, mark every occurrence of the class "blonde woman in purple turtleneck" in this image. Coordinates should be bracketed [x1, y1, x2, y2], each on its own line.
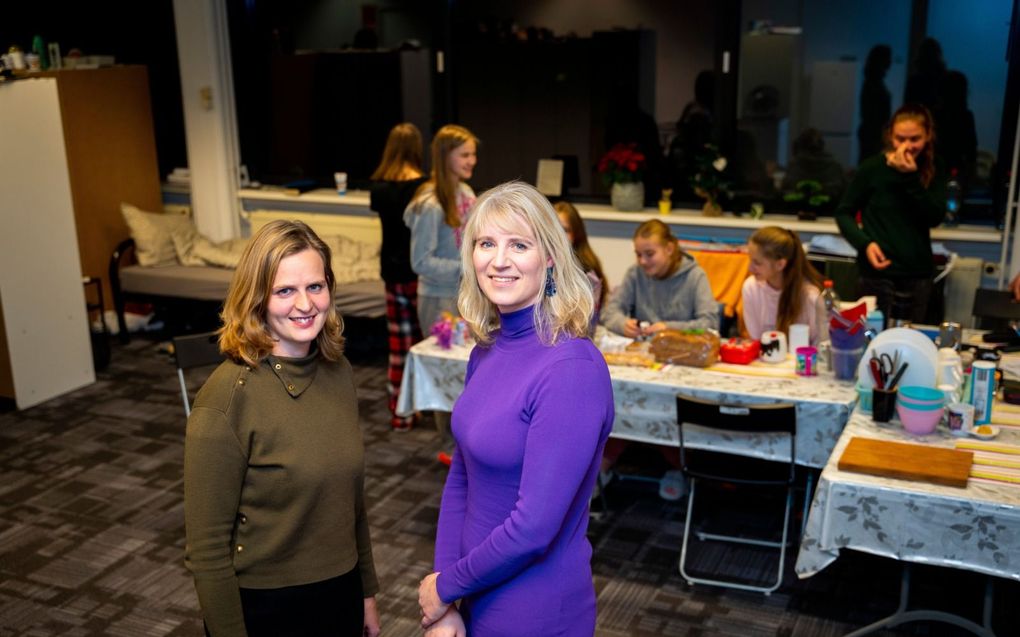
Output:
[417, 181, 615, 637]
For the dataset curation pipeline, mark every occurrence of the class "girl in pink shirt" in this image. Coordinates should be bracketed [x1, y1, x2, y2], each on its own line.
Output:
[741, 226, 825, 344]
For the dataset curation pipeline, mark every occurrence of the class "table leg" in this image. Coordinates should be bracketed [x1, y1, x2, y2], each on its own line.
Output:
[844, 564, 997, 637]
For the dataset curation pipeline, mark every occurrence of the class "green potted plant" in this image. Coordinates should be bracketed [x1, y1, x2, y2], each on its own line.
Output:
[598, 143, 646, 211]
[782, 179, 830, 221]
[690, 144, 732, 216]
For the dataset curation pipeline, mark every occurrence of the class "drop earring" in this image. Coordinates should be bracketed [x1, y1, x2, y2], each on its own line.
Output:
[544, 266, 557, 297]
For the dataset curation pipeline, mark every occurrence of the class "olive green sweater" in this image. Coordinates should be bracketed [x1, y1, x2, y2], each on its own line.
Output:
[184, 350, 378, 637]
[834, 154, 946, 278]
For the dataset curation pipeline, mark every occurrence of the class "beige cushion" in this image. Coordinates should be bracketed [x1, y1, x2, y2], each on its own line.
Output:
[121, 203, 195, 267]
[171, 227, 248, 269]
[323, 234, 381, 285]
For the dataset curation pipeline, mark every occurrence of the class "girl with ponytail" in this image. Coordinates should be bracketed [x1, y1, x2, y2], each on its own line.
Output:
[741, 226, 825, 344]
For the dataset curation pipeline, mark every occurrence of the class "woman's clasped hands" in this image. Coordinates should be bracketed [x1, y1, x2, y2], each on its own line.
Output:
[418, 572, 465, 636]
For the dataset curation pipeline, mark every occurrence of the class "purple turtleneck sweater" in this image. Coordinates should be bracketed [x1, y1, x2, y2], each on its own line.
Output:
[434, 306, 614, 637]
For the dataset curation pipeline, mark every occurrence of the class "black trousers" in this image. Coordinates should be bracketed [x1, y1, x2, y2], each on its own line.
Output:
[859, 276, 933, 327]
[207, 567, 364, 637]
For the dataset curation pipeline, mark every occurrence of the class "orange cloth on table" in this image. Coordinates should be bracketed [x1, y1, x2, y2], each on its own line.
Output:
[688, 249, 749, 318]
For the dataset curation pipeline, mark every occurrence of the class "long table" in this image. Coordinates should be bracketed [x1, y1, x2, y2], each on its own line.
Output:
[795, 410, 1020, 635]
[396, 336, 859, 468]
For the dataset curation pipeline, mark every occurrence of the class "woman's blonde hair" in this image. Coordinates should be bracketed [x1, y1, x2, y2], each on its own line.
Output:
[553, 201, 608, 308]
[370, 122, 423, 181]
[413, 124, 479, 227]
[634, 219, 683, 278]
[219, 220, 344, 366]
[458, 181, 593, 345]
[749, 226, 823, 335]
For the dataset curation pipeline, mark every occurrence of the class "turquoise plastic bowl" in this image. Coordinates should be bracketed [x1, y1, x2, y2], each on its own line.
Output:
[898, 385, 943, 403]
[896, 397, 944, 411]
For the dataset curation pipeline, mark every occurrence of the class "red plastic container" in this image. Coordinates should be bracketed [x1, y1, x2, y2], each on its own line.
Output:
[720, 338, 760, 365]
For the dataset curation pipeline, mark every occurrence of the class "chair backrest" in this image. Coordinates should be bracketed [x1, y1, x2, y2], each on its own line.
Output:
[971, 288, 1020, 330]
[675, 394, 796, 483]
[172, 331, 223, 417]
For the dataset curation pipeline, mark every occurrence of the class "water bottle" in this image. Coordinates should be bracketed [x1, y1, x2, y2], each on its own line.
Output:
[945, 168, 961, 226]
[821, 279, 841, 315]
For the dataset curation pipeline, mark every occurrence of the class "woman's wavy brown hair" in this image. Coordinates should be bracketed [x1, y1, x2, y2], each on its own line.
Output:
[218, 220, 344, 366]
[885, 103, 936, 188]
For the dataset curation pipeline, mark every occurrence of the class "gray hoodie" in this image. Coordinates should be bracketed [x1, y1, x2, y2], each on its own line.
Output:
[403, 183, 475, 298]
[601, 255, 719, 334]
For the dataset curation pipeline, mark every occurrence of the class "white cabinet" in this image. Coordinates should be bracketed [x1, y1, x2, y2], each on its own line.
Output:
[0, 78, 95, 409]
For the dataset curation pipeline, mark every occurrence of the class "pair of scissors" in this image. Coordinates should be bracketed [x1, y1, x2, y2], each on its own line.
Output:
[870, 351, 900, 388]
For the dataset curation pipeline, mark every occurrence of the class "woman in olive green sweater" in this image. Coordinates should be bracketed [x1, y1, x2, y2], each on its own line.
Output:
[184, 221, 380, 637]
[835, 103, 946, 324]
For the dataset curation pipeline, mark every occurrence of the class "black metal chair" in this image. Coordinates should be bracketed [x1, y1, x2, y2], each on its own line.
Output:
[675, 394, 797, 594]
[971, 288, 1020, 331]
[172, 331, 223, 417]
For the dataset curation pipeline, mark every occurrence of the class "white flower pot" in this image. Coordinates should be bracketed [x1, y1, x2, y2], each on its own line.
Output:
[611, 182, 644, 211]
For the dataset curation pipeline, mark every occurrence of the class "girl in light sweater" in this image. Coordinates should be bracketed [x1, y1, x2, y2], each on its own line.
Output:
[741, 225, 825, 345]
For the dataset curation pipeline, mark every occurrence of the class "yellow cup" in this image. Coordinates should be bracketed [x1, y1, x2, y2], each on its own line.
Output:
[658, 200, 671, 215]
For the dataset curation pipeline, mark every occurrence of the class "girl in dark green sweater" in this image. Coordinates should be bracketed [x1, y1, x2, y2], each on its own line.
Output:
[835, 103, 946, 324]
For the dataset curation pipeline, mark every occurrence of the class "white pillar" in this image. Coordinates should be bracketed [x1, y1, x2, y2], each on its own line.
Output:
[173, 0, 241, 240]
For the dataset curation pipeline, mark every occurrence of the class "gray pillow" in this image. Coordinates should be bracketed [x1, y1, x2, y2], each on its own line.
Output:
[121, 203, 195, 267]
[322, 234, 381, 285]
[171, 226, 248, 269]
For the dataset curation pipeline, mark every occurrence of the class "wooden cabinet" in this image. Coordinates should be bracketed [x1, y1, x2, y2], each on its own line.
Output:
[39, 66, 164, 310]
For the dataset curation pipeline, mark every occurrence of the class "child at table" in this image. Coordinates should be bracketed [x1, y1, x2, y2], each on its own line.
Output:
[600, 219, 717, 500]
[601, 219, 718, 338]
[741, 226, 825, 345]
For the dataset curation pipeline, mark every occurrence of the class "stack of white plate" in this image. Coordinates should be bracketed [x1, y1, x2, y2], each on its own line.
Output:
[856, 327, 939, 389]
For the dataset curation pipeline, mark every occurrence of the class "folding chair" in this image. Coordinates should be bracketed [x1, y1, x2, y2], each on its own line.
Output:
[675, 395, 796, 594]
[172, 331, 223, 417]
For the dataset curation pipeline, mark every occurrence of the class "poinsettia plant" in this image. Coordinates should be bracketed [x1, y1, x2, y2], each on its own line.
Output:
[597, 143, 646, 185]
[690, 143, 732, 205]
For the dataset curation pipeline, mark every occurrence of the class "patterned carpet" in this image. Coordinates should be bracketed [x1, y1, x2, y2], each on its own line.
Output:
[1, 330, 1017, 636]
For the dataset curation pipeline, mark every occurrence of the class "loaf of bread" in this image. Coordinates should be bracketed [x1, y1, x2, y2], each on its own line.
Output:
[649, 329, 720, 367]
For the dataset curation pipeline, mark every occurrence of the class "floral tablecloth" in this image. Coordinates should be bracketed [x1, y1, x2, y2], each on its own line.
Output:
[795, 410, 1020, 581]
[397, 337, 858, 468]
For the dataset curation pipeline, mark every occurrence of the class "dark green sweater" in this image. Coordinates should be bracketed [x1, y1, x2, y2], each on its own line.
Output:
[184, 350, 378, 637]
[834, 154, 946, 278]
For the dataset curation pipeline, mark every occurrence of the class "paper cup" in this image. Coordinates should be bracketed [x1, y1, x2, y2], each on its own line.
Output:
[789, 323, 810, 353]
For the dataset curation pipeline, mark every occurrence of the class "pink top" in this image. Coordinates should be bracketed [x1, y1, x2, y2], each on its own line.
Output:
[741, 275, 823, 345]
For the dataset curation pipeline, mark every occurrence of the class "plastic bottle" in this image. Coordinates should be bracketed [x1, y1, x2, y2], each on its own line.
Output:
[945, 168, 960, 226]
[821, 279, 841, 315]
[866, 308, 884, 334]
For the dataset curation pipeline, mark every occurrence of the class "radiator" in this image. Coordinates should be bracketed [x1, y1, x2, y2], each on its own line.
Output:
[943, 257, 983, 327]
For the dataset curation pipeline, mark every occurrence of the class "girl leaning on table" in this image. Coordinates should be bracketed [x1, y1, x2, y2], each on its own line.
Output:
[599, 219, 718, 499]
[741, 225, 826, 345]
[184, 220, 380, 637]
[417, 181, 615, 637]
[369, 122, 428, 431]
[553, 200, 608, 323]
[600, 218, 718, 338]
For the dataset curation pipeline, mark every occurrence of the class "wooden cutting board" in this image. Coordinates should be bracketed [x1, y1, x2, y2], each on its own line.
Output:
[838, 437, 974, 487]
